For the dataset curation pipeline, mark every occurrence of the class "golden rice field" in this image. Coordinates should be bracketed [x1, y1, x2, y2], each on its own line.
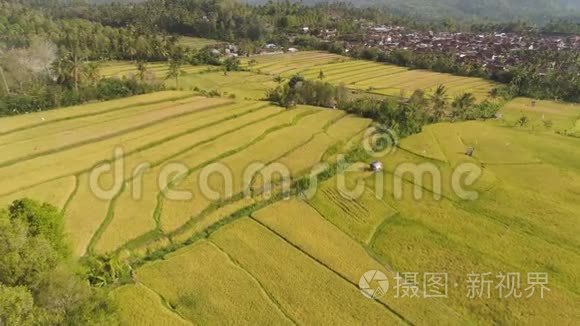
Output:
[500, 97, 580, 136]
[242, 51, 498, 100]
[100, 51, 496, 101]
[2, 54, 580, 324]
[0, 91, 371, 259]
[100, 62, 215, 79]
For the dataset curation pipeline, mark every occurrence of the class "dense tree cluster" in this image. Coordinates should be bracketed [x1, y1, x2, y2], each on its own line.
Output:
[0, 3, 179, 116]
[267, 76, 502, 137]
[0, 199, 117, 325]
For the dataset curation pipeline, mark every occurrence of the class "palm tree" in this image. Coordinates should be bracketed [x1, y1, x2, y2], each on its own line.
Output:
[0, 66, 10, 95]
[429, 85, 449, 122]
[488, 87, 499, 101]
[84, 62, 101, 86]
[166, 59, 185, 90]
[52, 50, 88, 92]
[451, 92, 476, 120]
[136, 60, 148, 81]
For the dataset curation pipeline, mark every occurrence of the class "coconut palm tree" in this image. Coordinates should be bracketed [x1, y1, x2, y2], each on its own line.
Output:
[429, 85, 449, 122]
[166, 58, 185, 90]
[451, 92, 476, 120]
[136, 60, 148, 81]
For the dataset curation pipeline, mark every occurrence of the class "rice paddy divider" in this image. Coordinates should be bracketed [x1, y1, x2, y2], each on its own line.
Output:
[125, 144, 369, 268]
[0, 100, 236, 168]
[0, 93, 197, 137]
[207, 240, 299, 325]
[84, 104, 281, 254]
[150, 109, 320, 234]
[61, 174, 80, 214]
[248, 215, 413, 325]
[136, 280, 193, 324]
[0, 102, 266, 197]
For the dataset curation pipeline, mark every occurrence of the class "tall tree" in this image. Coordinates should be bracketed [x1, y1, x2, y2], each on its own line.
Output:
[429, 85, 449, 122]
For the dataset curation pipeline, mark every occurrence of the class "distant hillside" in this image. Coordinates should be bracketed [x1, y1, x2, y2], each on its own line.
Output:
[245, 0, 580, 23]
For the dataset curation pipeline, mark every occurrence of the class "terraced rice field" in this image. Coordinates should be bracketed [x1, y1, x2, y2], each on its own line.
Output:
[500, 97, 580, 136]
[101, 51, 496, 101]
[0, 91, 370, 259]
[2, 70, 579, 323]
[100, 62, 275, 99]
[243, 51, 498, 100]
[100, 62, 215, 79]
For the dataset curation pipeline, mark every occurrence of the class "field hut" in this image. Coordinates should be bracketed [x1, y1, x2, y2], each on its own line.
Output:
[370, 161, 384, 172]
[465, 147, 475, 157]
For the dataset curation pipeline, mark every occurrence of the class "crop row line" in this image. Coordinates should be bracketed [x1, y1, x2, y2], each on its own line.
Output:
[320, 188, 368, 223]
[85, 104, 282, 254]
[0, 101, 234, 169]
[0, 98, 198, 147]
[207, 241, 299, 325]
[150, 109, 320, 236]
[0, 93, 197, 137]
[126, 138, 363, 267]
[136, 280, 194, 325]
[248, 216, 413, 325]
[0, 101, 265, 197]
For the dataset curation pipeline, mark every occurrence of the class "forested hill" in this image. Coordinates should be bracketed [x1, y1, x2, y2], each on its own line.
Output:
[245, 0, 580, 23]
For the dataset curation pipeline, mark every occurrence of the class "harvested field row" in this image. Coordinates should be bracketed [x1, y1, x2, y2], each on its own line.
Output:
[210, 218, 405, 324]
[253, 199, 463, 324]
[244, 52, 497, 100]
[0, 97, 214, 166]
[0, 91, 192, 135]
[0, 96, 200, 146]
[0, 98, 250, 195]
[159, 108, 339, 233]
[100, 63, 213, 79]
[86, 105, 285, 254]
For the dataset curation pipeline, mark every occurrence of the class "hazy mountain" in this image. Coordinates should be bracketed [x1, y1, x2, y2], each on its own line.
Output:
[246, 0, 580, 22]
[85, 0, 580, 23]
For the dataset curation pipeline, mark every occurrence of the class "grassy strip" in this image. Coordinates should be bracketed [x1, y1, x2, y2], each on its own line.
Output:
[0, 93, 197, 137]
[85, 181, 124, 255]
[128, 145, 365, 268]
[61, 174, 80, 214]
